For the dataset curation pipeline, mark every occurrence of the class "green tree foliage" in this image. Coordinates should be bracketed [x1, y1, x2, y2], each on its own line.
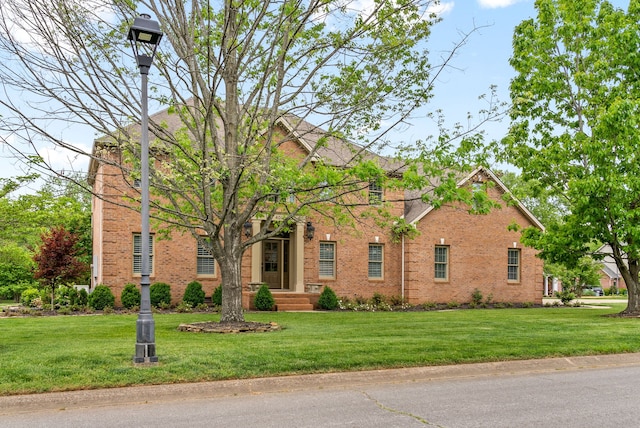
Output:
[0, 242, 36, 301]
[500, 0, 640, 315]
[0, 1, 500, 323]
[183, 281, 205, 307]
[254, 285, 275, 311]
[150, 282, 171, 308]
[88, 285, 115, 310]
[498, 171, 566, 227]
[33, 226, 89, 307]
[0, 174, 92, 296]
[318, 286, 339, 310]
[0, 175, 91, 254]
[545, 256, 602, 296]
[120, 283, 141, 309]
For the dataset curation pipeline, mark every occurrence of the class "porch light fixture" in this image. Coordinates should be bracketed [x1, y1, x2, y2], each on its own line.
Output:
[306, 221, 315, 241]
[128, 13, 163, 364]
[244, 221, 252, 238]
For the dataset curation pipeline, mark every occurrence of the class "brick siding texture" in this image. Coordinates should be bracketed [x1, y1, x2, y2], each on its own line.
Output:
[93, 150, 541, 307]
[403, 184, 543, 304]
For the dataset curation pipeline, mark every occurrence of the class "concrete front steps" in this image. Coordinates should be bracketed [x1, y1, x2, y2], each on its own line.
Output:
[273, 293, 314, 311]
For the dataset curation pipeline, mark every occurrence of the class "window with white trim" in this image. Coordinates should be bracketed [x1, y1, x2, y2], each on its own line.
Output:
[197, 240, 215, 275]
[434, 245, 449, 280]
[369, 182, 383, 205]
[508, 248, 521, 282]
[368, 244, 383, 279]
[319, 242, 336, 278]
[133, 233, 153, 275]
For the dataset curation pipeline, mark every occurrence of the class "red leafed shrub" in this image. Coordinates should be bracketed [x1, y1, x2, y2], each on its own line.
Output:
[33, 226, 89, 306]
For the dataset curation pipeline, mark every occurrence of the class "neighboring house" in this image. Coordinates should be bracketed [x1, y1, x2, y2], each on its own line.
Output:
[88, 107, 544, 309]
[596, 244, 628, 292]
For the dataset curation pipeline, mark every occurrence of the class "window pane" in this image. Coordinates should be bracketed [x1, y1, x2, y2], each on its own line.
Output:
[320, 242, 334, 260]
[319, 242, 335, 277]
[507, 249, 520, 281]
[197, 241, 215, 275]
[369, 244, 382, 261]
[133, 234, 153, 274]
[435, 246, 448, 263]
[368, 262, 382, 278]
[319, 260, 334, 277]
[434, 246, 448, 279]
[368, 244, 383, 278]
[369, 182, 383, 204]
[197, 257, 215, 275]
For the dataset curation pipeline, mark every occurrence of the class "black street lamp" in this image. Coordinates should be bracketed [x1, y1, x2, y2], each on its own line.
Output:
[128, 13, 162, 364]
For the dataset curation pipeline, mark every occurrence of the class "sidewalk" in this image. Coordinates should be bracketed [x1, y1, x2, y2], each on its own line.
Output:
[3, 352, 640, 415]
[542, 297, 627, 305]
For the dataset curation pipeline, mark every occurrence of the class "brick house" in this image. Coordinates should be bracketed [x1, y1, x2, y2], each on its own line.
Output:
[596, 245, 627, 293]
[88, 108, 544, 309]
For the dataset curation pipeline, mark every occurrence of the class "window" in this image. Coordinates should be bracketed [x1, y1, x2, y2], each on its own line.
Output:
[133, 234, 154, 275]
[508, 248, 520, 282]
[434, 245, 449, 280]
[369, 182, 383, 205]
[197, 240, 215, 275]
[368, 244, 383, 279]
[319, 242, 336, 278]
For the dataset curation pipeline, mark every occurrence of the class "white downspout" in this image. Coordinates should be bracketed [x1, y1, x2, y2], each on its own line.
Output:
[401, 234, 405, 300]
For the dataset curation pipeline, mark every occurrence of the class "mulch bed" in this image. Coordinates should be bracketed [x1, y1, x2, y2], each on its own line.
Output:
[177, 321, 281, 333]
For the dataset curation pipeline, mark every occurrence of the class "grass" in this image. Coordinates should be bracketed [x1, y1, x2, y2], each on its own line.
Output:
[1, 304, 639, 396]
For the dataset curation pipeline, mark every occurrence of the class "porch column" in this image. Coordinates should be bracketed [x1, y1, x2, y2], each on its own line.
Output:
[250, 220, 261, 283]
[293, 221, 305, 292]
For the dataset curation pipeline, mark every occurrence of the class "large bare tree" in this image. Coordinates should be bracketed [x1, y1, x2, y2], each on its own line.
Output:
[0, 0, 499, 322]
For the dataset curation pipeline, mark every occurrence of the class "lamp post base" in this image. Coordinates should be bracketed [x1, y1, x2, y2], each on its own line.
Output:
[134, 313, 157, 364]
[133, 343, 158, 364]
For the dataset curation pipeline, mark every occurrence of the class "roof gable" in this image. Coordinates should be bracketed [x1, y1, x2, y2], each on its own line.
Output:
[405, 166, 545, 231]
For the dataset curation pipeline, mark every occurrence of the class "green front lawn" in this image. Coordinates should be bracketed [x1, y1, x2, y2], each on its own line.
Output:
[1, 304, 638, 395]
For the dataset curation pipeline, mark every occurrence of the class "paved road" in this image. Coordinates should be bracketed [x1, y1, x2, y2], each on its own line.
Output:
[2, 353, 639, 427]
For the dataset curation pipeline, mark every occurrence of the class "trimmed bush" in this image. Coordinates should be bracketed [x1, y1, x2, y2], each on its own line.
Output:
[183, 281, 205, 307]
[555, 290, 575, 306]
[211, 285, 222, 306]
[121, 283, 141, 309]
[54, 285, 78, 308]
[88, 285, 115, 310]
[150, 282, 171, 308]
[254, 284, 274, 311]
[318, 286, 338, 310]
[77, 288, 88, 306]
[20, 288, 41, 307]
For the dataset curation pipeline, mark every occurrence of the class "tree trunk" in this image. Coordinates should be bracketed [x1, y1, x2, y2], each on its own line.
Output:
[618, 256, 640, 316]
[218, 228, 245, 323]
[624, 279, 640, 315]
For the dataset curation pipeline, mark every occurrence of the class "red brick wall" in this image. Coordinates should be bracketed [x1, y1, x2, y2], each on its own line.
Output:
[93, 147, 542, 307]
[93, 159, 222, 306]
[403, 183, 543, 304]
[301, 187, 405, 300]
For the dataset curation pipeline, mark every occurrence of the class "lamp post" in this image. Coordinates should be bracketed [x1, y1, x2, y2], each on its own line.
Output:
[128, 13, 163, 364]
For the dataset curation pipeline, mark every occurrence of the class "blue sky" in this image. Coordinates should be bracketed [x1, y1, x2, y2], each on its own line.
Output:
[0, 0, 630, 182]
[418, 0, 539, 148]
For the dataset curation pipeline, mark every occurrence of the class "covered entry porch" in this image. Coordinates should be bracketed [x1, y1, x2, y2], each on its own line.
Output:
[244, 218, 313, 293]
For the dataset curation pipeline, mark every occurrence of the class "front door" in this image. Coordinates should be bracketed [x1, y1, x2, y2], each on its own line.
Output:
[262, 239, 290, 289]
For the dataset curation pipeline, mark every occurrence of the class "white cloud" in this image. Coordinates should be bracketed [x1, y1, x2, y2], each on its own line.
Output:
[39, 143, 91, 174]
[0, 0, 117, 54]
[478, 0, 521, 8]
[426, 1, 455, 17]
